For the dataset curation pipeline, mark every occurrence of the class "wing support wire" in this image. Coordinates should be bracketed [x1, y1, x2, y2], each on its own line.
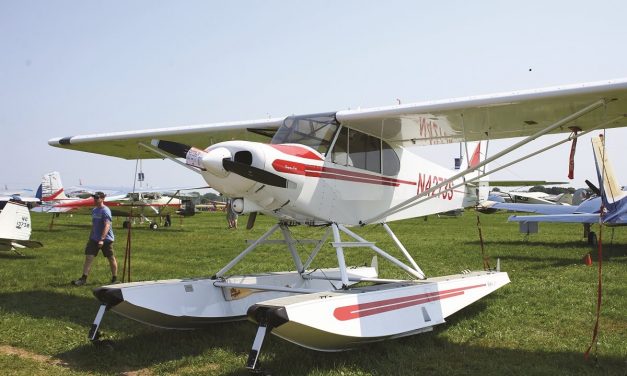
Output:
[361, 99, 613, 225]
[137, 141, 203, 174]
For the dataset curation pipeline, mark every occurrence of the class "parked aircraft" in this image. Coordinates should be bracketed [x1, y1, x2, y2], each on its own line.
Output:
[506, 136, 626, 243]
[34, 171, 197, 230]
[49, 78, 627, 370]
[0, 199, 43, 255]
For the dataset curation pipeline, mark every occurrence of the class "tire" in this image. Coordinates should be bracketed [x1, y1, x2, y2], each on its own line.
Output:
[150, 222, 158, 231]
[588, 231, 597, 246]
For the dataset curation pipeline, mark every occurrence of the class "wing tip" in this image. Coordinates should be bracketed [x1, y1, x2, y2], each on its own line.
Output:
[48, 137, 72, 146]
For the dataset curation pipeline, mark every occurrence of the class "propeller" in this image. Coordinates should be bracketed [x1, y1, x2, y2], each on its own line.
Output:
[222, 159, 289, 188]
[585, 179, 601, 196]
[154, 140, 190, 158]
[246, 211, 258, 230]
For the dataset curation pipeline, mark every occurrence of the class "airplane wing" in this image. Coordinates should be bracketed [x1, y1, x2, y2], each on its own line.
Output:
[50, 118, 285, 159]
[30, 206, 75, 213]
[489, 202, 577, 215]
[508, 213, 600, 224]
[0, 196, 40, 203]
[49, 78, 627, 158]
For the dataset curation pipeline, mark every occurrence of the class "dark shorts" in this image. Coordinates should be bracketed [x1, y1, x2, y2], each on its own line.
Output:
[85, 239, 114, 258]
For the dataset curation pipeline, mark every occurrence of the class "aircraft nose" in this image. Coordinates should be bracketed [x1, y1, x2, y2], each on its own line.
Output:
[202, 147, 231, 177]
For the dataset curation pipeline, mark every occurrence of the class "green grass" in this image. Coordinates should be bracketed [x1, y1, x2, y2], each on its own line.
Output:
[0, 211, 625, 375]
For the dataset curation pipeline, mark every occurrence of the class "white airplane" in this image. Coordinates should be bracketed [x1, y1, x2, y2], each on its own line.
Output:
[0, 199, 43, 255]
[49, 78, 627, 370]
[34, 171, 198, 230]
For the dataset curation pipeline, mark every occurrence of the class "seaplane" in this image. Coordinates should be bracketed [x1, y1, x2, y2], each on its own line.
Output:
[49, 78, 627, 371]
[0, 198, 43, 255]
[34, 171, 198, 230]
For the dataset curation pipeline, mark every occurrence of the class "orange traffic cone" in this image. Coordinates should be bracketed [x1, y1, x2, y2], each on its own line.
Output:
[583, 253, 593, 266]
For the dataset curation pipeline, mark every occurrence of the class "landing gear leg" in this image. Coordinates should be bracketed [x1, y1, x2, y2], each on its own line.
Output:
[88, 304, 108, 342]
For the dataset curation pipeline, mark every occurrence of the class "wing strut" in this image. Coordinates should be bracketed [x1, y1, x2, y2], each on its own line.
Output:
[361, 99, 614, 225]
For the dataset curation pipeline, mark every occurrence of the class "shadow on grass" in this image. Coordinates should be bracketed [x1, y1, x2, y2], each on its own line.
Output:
[0, 290, 99, 326]
[55, 322, 254, 374]
[0, 253, 38, 260]
[224, 333, 626, 376]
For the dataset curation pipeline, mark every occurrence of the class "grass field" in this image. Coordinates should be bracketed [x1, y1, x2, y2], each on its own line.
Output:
[0, 211, 625, 375]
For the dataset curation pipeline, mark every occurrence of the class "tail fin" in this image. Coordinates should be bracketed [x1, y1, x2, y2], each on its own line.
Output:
[591, 136, 627, 211]
[0, 201, 32, 241]
[462, 141, 490, 206]
[40, 171, 69, 202]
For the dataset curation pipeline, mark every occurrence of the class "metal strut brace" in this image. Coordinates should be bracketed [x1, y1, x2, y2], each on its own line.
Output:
[279, 224, 305, 273]
[214, 224, 281, 278]
[337, 224, 425, 279]
[331, 223, 350, 288]
[362, 100, 611, 225]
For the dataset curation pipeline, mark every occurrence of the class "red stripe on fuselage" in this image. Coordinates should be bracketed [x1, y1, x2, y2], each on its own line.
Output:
[272, 159, 416, 187]
[42, 189, 65, 202]
[333, 284, 486, 321]
[269, 145, 323, 161]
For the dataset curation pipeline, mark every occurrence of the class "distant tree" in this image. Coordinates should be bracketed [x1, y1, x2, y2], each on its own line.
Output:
[529, 185, 547, 193]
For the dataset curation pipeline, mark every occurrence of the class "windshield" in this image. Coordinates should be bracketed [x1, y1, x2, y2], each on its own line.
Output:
[271, 112, 339, 155]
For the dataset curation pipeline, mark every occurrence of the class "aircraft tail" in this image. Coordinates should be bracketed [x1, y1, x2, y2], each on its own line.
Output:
[591, 136, 627, 212]
[461, 141, 490, 207]
[39, 171, 69, 202]
[0, 201, 32, 242]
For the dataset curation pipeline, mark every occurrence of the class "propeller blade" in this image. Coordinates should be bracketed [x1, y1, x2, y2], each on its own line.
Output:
[585, 179, 601, 196]
[154, 140, 191, 159]
[246, 211, 257, 230]
[223, 159, 289, 188]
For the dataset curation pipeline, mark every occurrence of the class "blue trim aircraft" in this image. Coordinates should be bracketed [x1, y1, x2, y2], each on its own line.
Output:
[503, 135, 626, 243]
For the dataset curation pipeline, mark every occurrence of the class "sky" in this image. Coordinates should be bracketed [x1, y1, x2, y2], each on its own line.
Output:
[1, 0, 626, 193]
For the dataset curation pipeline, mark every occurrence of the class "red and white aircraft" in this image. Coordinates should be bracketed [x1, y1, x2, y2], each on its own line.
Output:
[34, 171, 197, 230]
[49, 78, 627, 370]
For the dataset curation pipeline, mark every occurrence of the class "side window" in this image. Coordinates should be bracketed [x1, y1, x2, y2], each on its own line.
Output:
[347, 130, 381, 174]
[381, 141, 400, 176]
[348, 130, 367, 170]
[330, 127, 399, 176]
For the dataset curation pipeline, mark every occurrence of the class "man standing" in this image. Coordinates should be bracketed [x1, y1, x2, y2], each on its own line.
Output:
[71, 191, 118, 286]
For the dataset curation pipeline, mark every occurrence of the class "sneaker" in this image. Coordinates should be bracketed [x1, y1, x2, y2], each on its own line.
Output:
[71, 278, 86, 286]
[110, 276, 117, 284]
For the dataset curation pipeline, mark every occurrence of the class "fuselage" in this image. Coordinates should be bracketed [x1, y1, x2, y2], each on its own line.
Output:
[192, 114, 479, 225]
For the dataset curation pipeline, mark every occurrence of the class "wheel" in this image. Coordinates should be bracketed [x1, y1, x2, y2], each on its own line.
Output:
[122, 221, 129, 229]
[588, 231, 597, 246]
[149, 222, 158, 231]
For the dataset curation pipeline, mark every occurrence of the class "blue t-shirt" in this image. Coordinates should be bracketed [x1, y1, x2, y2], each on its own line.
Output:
[90, 206, 114, 242]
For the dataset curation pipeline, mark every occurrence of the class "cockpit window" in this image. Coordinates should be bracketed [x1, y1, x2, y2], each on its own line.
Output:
[331, 126, 400, 176]
[271, 112, 339, 155]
